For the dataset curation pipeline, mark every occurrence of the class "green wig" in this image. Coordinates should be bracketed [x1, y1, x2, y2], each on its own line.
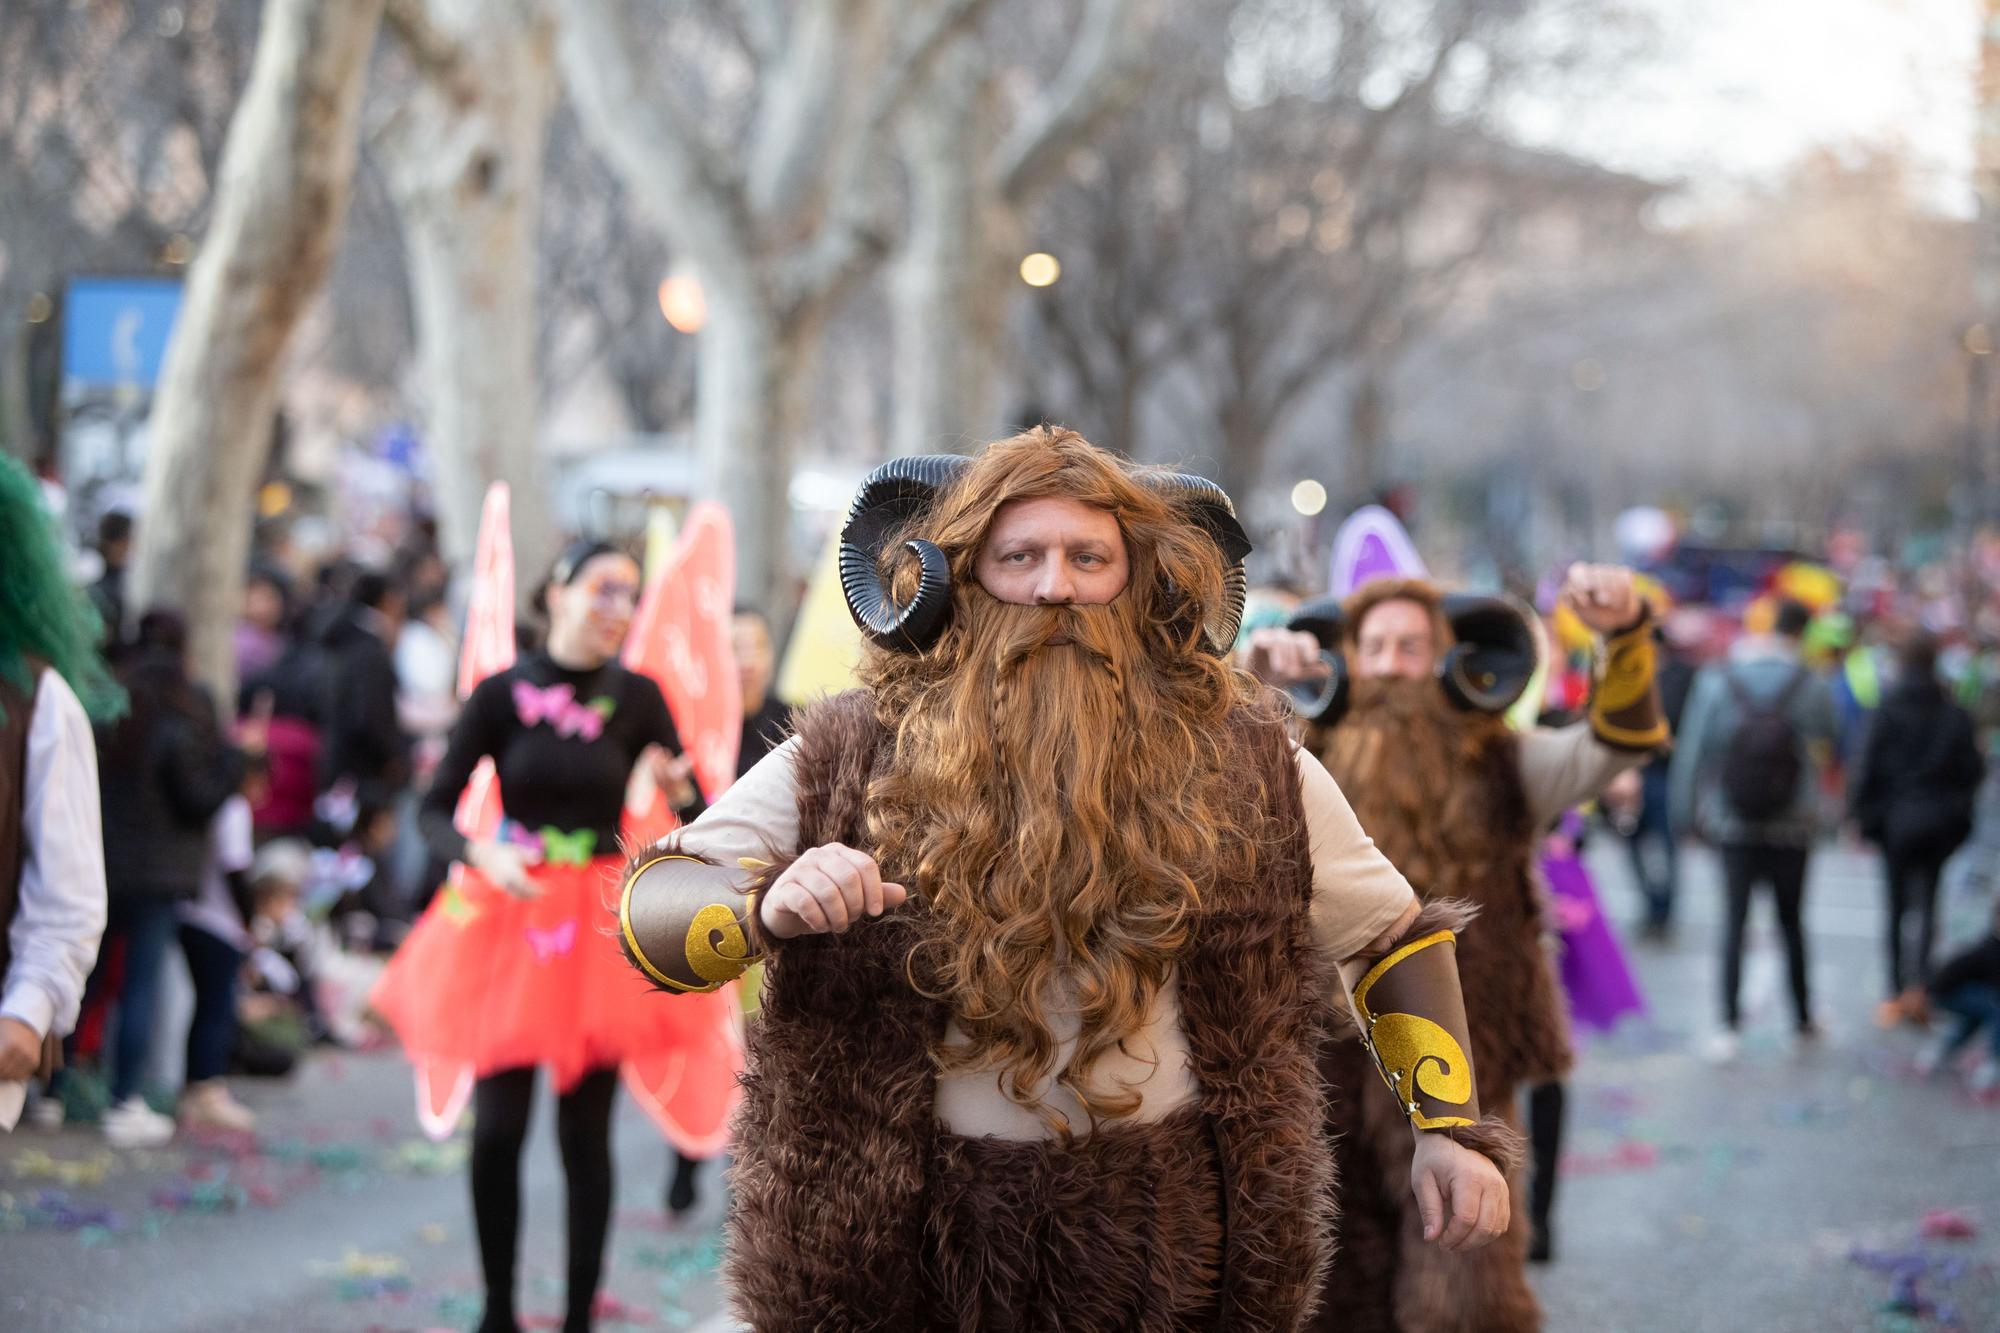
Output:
[0, 455, 124, 723]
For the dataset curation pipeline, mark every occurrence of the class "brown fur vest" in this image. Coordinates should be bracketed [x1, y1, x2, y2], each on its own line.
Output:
[724, 690, 1334, 1332]
[1308, 724, 1568, 1333]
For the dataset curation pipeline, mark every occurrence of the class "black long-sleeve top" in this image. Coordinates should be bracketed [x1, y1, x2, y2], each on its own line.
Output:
[419, 652, 703, 866]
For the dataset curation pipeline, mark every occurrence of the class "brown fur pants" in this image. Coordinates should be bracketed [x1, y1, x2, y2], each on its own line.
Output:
[1311, 1039, 1541, 1333]
[924, 1103, 1227, 1332]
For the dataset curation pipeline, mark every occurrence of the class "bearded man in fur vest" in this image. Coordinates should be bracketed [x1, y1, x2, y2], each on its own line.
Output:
[1245, 568, 1669, 1332]
[618, 428, 1518, 1331]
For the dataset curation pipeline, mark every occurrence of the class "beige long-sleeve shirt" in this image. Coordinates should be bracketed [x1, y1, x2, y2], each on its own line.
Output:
[670, 736, 1418, 1139]
[1516, 721, 1651, 832]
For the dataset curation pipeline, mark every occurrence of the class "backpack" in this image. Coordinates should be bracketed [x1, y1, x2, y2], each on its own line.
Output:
[1720, 667, 1808, 822]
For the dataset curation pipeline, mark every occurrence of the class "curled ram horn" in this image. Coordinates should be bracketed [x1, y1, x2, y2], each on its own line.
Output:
[1144, 472, 1254, 653]
[1283, 595, 1352, 724]
[838, 454, 973, 651]
[1438, 593, 1539, 714]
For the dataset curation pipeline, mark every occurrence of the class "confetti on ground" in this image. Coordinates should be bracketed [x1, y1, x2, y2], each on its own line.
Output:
[1921, 1209, 1980, 1241]
[1851, 1245, 1976, 1329]
[9, 1149, 116, 1188]
[387, 1138, 469, 1176]
[1770, 1098, 1847, 1128]
[1561, 1140, 1660, 1175]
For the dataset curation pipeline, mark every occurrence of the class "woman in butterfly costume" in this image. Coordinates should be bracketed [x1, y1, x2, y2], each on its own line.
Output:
[373, 540, 713, 1333]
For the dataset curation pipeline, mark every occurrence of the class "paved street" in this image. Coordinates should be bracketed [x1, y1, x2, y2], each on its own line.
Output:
[4, 841, 1996, 1332]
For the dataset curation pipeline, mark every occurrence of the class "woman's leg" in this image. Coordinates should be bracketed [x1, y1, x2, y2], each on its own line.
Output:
[178, 925, 243, 1086]
[1933, 984, 1992, 1056]
[1882, 851, 1911, 997]
[1526, 1081, 1565, 1263]
[471, 1067, 538, 1333]
[108, 899, 179, 1104]
[555, 1067, 620, 1332]
[1910, 856, 1945, 989]
[1770, 848, 1814, 1030]
[666, 1148, 700, 1215]
[1719, 848, 1757, 1029]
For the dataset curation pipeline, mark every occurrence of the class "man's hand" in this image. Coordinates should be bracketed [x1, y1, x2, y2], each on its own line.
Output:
[758, 843, 908, 940]
[1560, 563, 1644, 636]
[1240, 627, 1330, 687]
[1411, 1132, 1511, 1251]
[0, 1016, 43, 1081]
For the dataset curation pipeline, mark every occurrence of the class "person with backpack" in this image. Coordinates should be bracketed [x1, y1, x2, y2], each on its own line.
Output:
[1851, 635, 1986, 1015]
[1670, 598, 1840, 1060]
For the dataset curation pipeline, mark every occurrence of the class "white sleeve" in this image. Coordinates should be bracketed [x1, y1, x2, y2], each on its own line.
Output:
[3, 672, 107, 1040]
[660, 737, 804, 890]
[217, 794, 256, 875]
[1297, 745, 1419, 962]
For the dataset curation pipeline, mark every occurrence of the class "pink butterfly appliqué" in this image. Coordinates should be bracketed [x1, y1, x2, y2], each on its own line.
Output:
[514, 680, 576, 728]
[524, 918, 578, 963]
[513, 681, 615, 741]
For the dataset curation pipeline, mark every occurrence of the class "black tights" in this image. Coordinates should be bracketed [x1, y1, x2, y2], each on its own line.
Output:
[472, 1066, 619, 1333]
[1525, 1081, 1565, 1260]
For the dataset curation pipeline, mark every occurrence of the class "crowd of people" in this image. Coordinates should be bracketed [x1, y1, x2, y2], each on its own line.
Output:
[5, 431, 2000, 1331]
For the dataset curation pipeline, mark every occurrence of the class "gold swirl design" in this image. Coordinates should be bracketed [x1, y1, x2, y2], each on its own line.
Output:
[619, 853, 755, 994]
[1368, 1013, 1474, 1129]
[1594, 631, 1656, 713]
[686, 902, 754, 986]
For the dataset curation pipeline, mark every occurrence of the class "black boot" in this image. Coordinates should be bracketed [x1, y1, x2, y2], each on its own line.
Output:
[475, 1303, 520, 1333]
[666, 1149, 700, 1216]
[1526, 1081, 1565, 1263]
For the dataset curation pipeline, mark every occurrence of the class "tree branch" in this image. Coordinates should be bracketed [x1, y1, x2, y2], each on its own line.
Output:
[382, 0, 481, 104]
[551, 0, 753, 290]
[995, 0, 1149, 204]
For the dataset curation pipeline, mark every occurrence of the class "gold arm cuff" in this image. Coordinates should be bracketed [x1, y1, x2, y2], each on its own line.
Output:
[618, 852, 761, 995]
[1353, 929, 1481, 1131]
[1590, 624, 1669, 752]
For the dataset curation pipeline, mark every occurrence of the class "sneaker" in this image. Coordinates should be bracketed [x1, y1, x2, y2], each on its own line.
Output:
[1701, 1030, 1741, 1065]
[180, 1080, 256, 1132]
[101, 1096, 175, 1149]
[26, 1095, 64, 1130]
[1914, 1038, 1953, 1078]
[1971, 1060, 2000, 1095]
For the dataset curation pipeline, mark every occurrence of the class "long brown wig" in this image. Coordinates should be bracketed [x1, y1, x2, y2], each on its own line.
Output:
[861, 427, 1277, 1128]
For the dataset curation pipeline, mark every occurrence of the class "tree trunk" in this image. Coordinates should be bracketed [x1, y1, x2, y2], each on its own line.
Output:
[696, 287, 802, 615]
[1218, 393, 1264, 508]
[380, 0, 557, 587]
[132, 0, 384, 704]
[890, 36, 1011, 456]
[1345, 363, 1387, 505]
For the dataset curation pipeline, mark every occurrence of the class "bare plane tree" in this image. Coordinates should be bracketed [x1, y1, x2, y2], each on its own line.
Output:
[1027, 0, 1642, 506]
[131, 0, 386, 701]
[551, 0, 995, 610]
[888, 0, 1150, 456]
[376, 0, 559, 581]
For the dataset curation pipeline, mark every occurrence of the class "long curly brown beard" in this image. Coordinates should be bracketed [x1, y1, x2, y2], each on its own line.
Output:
[1315, 676, 1514, 892]
[865, 588, 1270, 1128]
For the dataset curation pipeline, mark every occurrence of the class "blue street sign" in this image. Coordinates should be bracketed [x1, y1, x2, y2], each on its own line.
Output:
[60, 276, 184, 390]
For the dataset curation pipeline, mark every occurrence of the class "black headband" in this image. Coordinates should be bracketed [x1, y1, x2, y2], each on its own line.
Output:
[549, 539, 625, 588]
